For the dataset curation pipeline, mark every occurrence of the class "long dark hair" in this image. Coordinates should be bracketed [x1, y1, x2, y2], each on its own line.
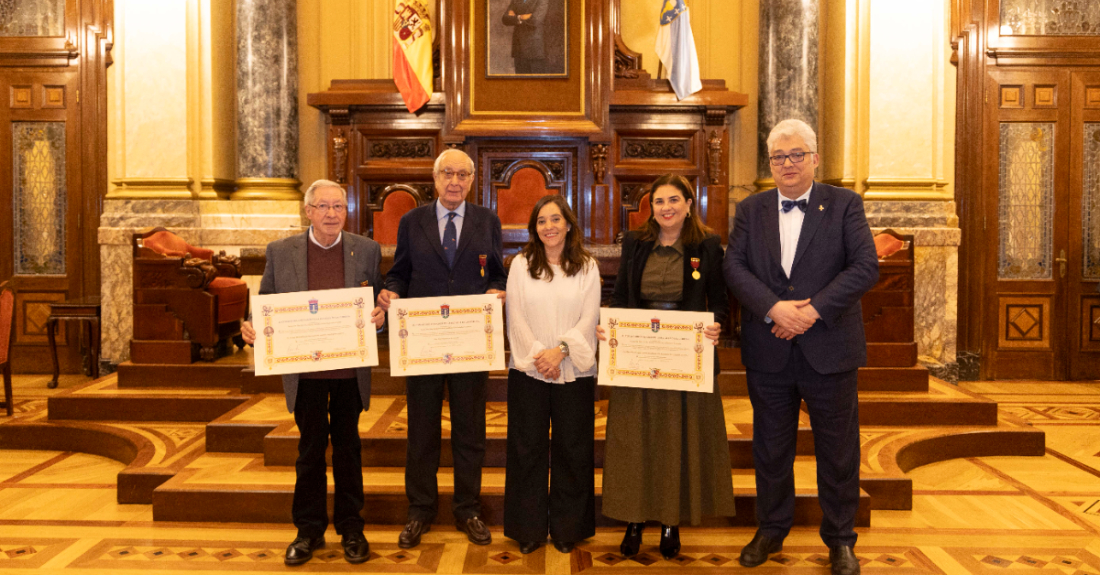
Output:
[521, 195, 592, 280]
[635, 174, 712, 245]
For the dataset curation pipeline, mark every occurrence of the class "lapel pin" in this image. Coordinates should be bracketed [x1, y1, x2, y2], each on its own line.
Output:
[818, 205, 824, 211]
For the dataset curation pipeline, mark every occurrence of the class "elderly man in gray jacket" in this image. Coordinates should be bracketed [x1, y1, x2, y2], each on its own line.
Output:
[242, 179, 384, 567]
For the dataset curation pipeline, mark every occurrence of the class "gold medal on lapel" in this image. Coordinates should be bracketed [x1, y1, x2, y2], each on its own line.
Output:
[818, 204, 824, 211]
[690, 257, 701, 280]
[479, 254, 487, 277]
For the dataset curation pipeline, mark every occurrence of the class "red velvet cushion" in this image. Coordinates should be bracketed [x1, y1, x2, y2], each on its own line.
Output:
[208, 277, 248, 323]
[0, 288, 12, 364]
[873, 233, 904, 259]
[145, 231, 214, 261]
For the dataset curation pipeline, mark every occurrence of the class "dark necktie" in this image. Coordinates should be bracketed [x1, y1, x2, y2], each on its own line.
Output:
[443, 212, 457, 268]
[781, 199, 808, 213]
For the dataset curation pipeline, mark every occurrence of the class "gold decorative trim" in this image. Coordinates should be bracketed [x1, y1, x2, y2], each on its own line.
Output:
[821, 178, 857, 189]
[863, 178, 953, 201]
[199, 178, 236, 200]
[108, 178, 195, 199]
[231, 177, 303, 201]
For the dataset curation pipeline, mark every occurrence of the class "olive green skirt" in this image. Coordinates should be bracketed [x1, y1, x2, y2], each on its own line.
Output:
[601, 385, 736, 526]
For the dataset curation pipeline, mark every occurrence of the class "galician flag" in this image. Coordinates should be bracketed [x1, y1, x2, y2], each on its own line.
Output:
[655, 0, 702, 100]
[393, 1, 433, 113]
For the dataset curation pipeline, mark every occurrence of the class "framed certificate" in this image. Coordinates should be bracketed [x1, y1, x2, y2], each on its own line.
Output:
[252, 287, 379, 376]
[388, 294, 506, 377]
[598, 308, 715, 393]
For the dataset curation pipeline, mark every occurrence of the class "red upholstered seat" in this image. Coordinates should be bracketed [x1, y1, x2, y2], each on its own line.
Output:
[131, 227, 247, 363]
[208, 276, 249, 323]
[874, 233, 904, 259]
[1, 281, 14, 416]
[143, 231, 214, 261]
[0, 286, 11, 366]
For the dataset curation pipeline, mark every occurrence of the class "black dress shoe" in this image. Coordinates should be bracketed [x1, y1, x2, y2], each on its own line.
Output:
[284, 536, 324, 566]
[829, 545, 861, 575]
[398, 519, 431, 549]
[619, 522, 644, 557]
[518, 541, 542, 554]
[552, 540, 574, 554]
[738, 531, 783, 567]
[342, 531, 370, 564]
[658, 525, 680, 559]
[455, 516, 492, 545]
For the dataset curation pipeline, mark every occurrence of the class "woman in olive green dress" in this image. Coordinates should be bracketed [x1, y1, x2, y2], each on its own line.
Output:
[598, 174, 735, 559]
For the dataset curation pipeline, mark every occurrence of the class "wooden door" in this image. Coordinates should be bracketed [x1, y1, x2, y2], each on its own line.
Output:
[0, 70, 84, 373]
[982, 69, 1071, 379]
[1068, 71, 1100, 379]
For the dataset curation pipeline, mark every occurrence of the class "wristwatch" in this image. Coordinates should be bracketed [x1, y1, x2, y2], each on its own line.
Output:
[558, 341, 570, 357]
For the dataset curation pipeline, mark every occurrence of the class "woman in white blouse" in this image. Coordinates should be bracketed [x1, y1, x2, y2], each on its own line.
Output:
[504, 195, 601, 556]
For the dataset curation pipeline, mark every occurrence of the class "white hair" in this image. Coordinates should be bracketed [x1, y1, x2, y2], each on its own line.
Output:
[766, 119, 818, 153]
[303, 179, 347, 206]
[433, 148, 475, 176]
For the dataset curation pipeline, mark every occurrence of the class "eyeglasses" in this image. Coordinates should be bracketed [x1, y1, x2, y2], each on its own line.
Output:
[440, 169, 472, 182]
[309, 203, 347, 213]
[769, 151, 813, 166]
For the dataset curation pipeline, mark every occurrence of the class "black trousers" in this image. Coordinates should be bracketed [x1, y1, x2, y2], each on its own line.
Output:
[292, 377, 365, 538]
[503, 370, 595, 543]
[405, 371, 488, 522]
[745, 343, 860, 548]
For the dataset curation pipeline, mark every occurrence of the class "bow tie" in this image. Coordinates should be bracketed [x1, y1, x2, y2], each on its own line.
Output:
[781, 199, 808, 213]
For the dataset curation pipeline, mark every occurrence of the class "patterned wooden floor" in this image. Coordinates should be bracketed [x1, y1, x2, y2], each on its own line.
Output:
[0, 374, 1098, 573]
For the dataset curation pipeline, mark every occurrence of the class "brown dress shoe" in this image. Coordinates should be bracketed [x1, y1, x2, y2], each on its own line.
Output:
[455, 516, 492, 545]
[398, 519, 431, 549]
[829, 545, 861, 575]
[738, 531, 783, 567]
[342, 531, 370, 564]
[284, 536, 324, 566]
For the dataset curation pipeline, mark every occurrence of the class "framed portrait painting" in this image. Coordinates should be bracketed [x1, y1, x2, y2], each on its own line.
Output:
[486, 0, 568, 78]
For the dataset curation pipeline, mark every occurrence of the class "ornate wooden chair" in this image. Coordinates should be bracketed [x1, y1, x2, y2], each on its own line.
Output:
[1, 280, 14, 416]
[130, 228, 249, 364]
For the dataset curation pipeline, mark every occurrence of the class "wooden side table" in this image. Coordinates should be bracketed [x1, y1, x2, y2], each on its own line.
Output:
[46, 296, 101, 389]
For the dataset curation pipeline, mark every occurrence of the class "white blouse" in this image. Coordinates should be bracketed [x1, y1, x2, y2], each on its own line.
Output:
[506, 253, 601, 384]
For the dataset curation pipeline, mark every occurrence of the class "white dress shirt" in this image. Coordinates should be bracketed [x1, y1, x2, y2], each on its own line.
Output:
[308, 226, 342, 249]
[778, 185, 812, 278]
[506, 254, 601, 384]
[435, 200, 466, 244]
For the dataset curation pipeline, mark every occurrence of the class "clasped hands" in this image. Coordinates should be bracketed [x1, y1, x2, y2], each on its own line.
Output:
[766, 298, 819, 340]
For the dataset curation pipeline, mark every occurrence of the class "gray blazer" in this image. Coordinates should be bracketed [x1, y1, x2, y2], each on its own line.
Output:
[258, 231, 382, 413]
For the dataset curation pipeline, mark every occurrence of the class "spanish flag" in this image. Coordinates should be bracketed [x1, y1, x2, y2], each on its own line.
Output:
[393, 1, 433, 113]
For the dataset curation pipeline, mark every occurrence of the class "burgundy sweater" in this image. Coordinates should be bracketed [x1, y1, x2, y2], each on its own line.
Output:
[307, 238, 356, 380]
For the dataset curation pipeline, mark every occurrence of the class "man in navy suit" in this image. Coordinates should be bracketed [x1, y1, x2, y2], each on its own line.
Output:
[723, 119, 878, 575]
[376, 148, 507, 549]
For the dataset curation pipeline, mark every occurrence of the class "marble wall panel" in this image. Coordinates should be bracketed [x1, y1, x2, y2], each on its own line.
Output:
[757, 0, 819, 178]
[236, 0, 299, 180]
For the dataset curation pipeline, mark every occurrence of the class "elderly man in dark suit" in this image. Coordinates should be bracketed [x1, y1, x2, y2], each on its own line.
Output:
[501, 0, 550, 74]
[375, 148, 507, 549]
[723, 119, 879, 575]
[241, 179, 384, 566]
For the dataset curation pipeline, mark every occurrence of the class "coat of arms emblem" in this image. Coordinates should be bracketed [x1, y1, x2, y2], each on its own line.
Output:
[441, 304, 450, 319]
[311, 350, 322, 361]
[651, 318, 661, 332]
[309, 299, 319, 314]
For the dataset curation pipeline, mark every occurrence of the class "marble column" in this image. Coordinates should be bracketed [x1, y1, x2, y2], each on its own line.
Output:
[757, 0, 819, 186]
[234, 0, 301, 200]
